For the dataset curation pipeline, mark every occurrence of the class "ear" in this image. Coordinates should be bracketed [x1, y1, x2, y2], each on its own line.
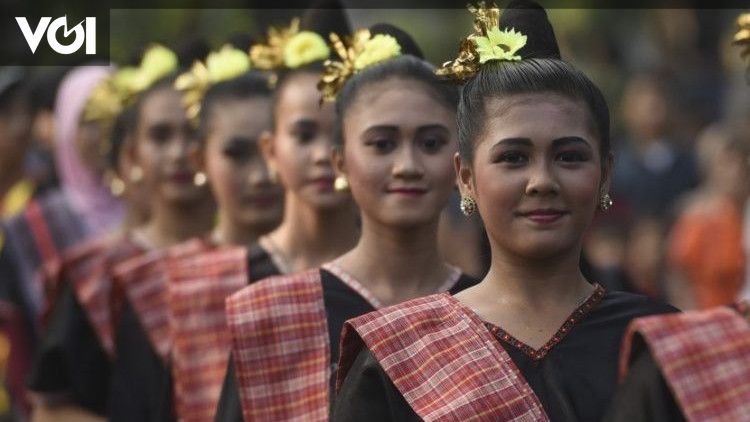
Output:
[332, 146, 346, 178]
[600, 152, 614, 194]
[454, 152, 475, 199]
[259, 130, 276, 167]
[123, 133, 139, 170]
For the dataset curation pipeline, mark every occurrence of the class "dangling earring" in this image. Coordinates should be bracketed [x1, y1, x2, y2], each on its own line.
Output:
[193, 171, 208, 187]
[334, 175, 349, 192]
[109, 177, 126, 197]
[267, 164, 278, 184]
[128, 166, 143, 183]
[460, 196, 476, 216]
[599, 193, 613, 211]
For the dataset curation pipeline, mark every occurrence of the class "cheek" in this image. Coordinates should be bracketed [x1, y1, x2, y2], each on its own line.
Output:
[346, 152, 388, 203]
[559, 169, 601, 208]
[274, 137, 307, 184]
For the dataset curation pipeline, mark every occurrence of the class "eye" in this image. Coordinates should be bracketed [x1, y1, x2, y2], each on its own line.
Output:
[418, 137, 447, 154]
[495, 151, 529, 165]
[223, 146, 254, 162]
[556, 150, 589, 163]
[365, 138, 397, 154]
[148, 124, 173, 144]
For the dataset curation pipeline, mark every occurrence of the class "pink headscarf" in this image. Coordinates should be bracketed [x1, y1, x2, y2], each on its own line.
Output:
[53, 65, 125, 235]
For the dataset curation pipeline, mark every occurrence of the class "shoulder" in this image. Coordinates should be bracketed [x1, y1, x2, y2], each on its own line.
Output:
[598, 290, 679, 319]
[225, 268, 323, 317]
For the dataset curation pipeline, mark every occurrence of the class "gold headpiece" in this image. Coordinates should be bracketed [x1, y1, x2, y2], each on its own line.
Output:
[250, 18, 330, 71]
[318, 29, 402, 103]
[437, 2, 527, 81]
[733, 13, 750, 63]
[174, 44, 252, 122]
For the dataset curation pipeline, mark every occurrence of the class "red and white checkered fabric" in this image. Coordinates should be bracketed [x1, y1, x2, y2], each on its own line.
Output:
[620, 303, 750, 422]
[113, 238, 210, 361]
[226, 269, 330, 422]
[67, 236, 144, 357]
[339, 293, 549, 422]
[167, 246, 247, 422]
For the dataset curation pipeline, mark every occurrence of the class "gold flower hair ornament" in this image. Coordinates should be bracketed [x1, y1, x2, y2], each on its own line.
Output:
[250, 18, 330, 71]
[437, 2, 527, 81]
[318, 29, 402, 103]
[174, 44, 252, 122]
[733, 13, 750, 76]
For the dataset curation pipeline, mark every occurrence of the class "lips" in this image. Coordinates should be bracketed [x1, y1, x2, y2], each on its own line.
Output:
[517, 208, 569, 224]
[387, 187, 428, 197]
[170, 171, 194, 184]
[243, 192, 280, 208]
[310, 176, 335, 191]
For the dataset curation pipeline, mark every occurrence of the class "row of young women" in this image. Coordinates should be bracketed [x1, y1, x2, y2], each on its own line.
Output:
[24, 1, 750, 422]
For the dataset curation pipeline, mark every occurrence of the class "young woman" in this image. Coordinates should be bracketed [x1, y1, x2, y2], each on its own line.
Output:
[216, 24, 478, 422]
[333, 3, 676, 422]
[156, 46, 283, 422]
[27, 49, 180, 422]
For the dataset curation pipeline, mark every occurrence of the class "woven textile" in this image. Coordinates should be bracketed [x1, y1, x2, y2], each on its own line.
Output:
[339, 293, 549, 422]
[620, 304, 750, 422]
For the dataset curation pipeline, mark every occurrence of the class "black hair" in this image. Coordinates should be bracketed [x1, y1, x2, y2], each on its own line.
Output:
[0, 80, 30, 116]
[333, 55, 459, 147]
[457, 59, 610, 163]
[28, 67, 68, 114]
[197, 71, 273, 139]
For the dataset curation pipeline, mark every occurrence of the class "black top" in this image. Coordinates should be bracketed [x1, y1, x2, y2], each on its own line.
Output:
[603, 347, 686, 422]
[214, 269, 478, 422]
[333, 291, 677, 422]
[28, 243, 277, 420]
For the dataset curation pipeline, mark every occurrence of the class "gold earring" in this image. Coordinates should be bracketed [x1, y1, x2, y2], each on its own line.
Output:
[128, 166, 143, 183]
[267, 164, 278, 184]
[599, 193, 613, 211]
[193, 171, 208, 187]
[460, 196, 476, 216]
[109, 177, 126, 197]
[334, 175, 349, 192]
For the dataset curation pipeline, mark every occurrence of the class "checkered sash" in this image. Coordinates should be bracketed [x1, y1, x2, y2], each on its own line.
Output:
[620, 305, 750, 421]
[226, 269, 330, 422]
[167, 246, 247, 422]
[67, 236, 144, 357]
[338, 293, 549, 422]
[113, 238, 210, 362]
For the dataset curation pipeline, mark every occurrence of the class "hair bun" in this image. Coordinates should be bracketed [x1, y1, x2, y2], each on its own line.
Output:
[500, 0, 560, 59]
[300, 0, 352, 38]
[368, 23, 424, 60]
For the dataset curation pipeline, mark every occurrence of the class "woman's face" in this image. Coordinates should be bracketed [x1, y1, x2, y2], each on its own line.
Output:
[203, 97, 283, 233]
[263, 72, 348, 210]
[458, 93, 611, 260]
[131, 86, 206, 205]
[338, 78, 457, 228]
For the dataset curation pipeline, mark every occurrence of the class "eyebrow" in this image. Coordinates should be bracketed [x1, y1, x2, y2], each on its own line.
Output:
[363, 124, 450, 134]
[224, 136, 256, 145]
[492, 136, 592, 149]
[291, 119, 318, 129]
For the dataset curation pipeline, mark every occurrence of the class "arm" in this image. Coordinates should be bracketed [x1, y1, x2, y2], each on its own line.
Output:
[214, 358, 243, 422]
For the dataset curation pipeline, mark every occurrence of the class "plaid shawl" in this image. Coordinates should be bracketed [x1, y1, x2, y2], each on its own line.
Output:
[620, 302, 750, 421]
[112, 238, 211, 362]
[167, 246, 247, 422]
[2, 192, 88, 319]
[65, 235, 144, 357]
[339, 293, 549, 422]
[226, 269, 329, 422]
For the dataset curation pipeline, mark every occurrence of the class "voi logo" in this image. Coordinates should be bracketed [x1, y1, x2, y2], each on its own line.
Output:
[15, 16, 96, 55]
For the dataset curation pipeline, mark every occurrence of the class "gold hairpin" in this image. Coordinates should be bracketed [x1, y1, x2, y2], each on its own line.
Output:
[436, 2, 527, 81]
[318, 29, 401, 103]
[733, 13, 750, 60]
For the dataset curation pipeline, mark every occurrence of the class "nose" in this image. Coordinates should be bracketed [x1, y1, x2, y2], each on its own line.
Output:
[248, 161, 273, 187]
[524, 160, 559, 196]
[311, 138, 333, 166]
[392, 144, 424, 180]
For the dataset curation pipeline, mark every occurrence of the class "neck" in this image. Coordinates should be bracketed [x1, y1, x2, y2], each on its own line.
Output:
[266, 192, 358, 272]
[347, 217, 446, 286]
[140, 198, 215, 249]
[482, 244, 590, 307]
[211, 212, 268, 247]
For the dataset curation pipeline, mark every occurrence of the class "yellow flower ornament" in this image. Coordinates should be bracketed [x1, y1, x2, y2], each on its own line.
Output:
[284, 31, 330, 68]
[473, 27, 526, 63]
[354, 34, 401, 70]
[131, 44, 178, 92]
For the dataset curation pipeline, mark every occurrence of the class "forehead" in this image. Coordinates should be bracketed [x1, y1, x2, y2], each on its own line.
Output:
[276, 72, 324, 117]
[139, 87, 186, 125]
[481, 93, 595, 145]
[346, 78, 454, 129]
[209, 97, 270, 135]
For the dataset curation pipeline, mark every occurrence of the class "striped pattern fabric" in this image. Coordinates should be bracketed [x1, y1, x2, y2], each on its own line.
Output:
[66, 235, 143, 357]
[339, 293, 549, 422]
[620, 304, 750, 422]
[113, 238, 209, 361]
[167, 246, 247, 422]
[226, 269, 330, 422]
